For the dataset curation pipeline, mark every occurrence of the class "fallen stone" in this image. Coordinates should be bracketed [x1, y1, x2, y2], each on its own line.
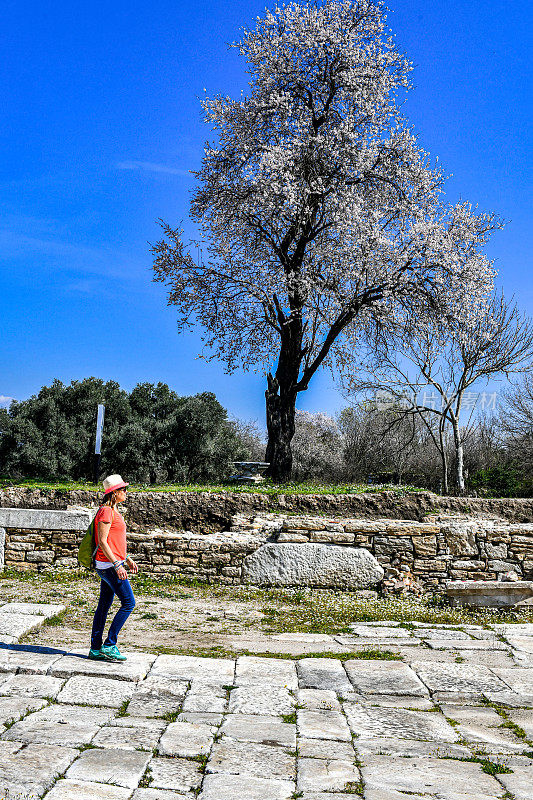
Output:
[56, 675, 135, 707]
[220, 713, 296, 747]
[207, 737, 296, 780]
[158, 721, 214, 757]
[44, 779, 132, 799]
[198, 773, 295, 800]
[65, 747, 150, 789]
[297, 757, 361, 792]
[242, 543, 384, 589]
[148, 757, 203, 793]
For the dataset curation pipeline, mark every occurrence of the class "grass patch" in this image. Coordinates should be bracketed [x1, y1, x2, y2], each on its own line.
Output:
[116, 700, 130, 717]
[139, 766, 152, 788]
[0, 478, 423, 496]
[344, 779, 365, 795]
[281, 712, 297, 724]
[43, 609, 69, 627]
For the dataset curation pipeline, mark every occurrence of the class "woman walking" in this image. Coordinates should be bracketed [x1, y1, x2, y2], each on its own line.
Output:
[89, 474, 138, 662]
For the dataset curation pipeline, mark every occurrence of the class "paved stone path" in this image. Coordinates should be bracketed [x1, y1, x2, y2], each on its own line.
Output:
[0, 604, 532, 799]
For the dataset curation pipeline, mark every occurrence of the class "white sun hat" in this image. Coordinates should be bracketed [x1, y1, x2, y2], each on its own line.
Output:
[102, 474, 130, 495]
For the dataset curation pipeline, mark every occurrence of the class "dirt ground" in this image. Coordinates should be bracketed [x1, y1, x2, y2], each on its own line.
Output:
[0, 572, 271, 655]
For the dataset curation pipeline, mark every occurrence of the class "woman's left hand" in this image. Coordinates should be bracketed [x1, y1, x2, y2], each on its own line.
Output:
[126, 557, 139, 574]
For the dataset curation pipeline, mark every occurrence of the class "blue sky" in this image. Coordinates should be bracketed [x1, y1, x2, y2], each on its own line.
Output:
[1, 0, 532, 428]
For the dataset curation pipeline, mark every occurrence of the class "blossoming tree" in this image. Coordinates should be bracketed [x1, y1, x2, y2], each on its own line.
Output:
[153, 0, 499, 481]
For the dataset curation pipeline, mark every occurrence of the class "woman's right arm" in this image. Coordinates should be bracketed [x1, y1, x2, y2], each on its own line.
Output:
[97, 520, 127, 579]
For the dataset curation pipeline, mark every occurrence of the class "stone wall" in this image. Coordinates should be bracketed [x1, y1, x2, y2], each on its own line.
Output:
[276, 515, 533, 590]
[3, 487, 533, 528]
[2, 507, 532, 591]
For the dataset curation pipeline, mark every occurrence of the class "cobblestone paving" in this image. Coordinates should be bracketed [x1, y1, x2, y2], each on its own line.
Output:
[0, 604, 532, 799]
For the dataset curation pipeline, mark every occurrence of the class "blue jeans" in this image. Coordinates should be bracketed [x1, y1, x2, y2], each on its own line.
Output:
[90, 568, 136, 650]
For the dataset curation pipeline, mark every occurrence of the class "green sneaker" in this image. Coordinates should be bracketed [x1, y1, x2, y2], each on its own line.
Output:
[88, 648, 106, 660]
[101, 644, 127, 662]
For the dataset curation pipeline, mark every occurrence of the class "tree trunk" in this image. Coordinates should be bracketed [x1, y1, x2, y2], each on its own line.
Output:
[451, 419, 465, 495]
[438, 422, 449, 495]
[264, 314, 303, 483]
[264, 374, 297, 482]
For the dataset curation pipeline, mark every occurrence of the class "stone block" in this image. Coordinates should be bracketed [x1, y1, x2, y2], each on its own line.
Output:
[50, 652, 156, 682]
[92, 718, 166, 750]
[0, 612, 45, 638]
[243, 543, 384, 589]
[150, 655, 235, 683]
[413, 535, 437, 556]
[228, 685, 294, 715]
[0, 526, 5, 570]
[44, 779, 132, 799]
[296, 658, 352, 694]
[297, 710, 351, 741]
[158, 721, 214, 757]
[207, 736, 296, 780]
[26, 550, 55, 563]
[344, 703, 457, 742]
[66, 747, 151, 789]
[235, 656, 297, 689]
[3, 703, 114, 747]
[199, 773, 295, 800]
[361, 755, 505, 799]
[148, 757, 203, 792]
[297, 737, 355, 760]
[56, 675, 135, 707]
[0, 696, 48, 725]
[0, 601, 65, 618]
[297, 758, 361, 792]
[0, 507, 90, 530]
[344, 660, 428, 697]
[0, 742, 79, 796]
[221, 713, 296, 747]
[0, 673, 65, 698]
[182, 681, 228, 713]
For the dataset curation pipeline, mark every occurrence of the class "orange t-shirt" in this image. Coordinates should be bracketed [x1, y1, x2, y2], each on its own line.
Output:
[94, 506, 127, 562]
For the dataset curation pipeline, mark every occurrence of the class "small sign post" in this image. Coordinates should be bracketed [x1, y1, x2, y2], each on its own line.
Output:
[93, 404, 105, 484]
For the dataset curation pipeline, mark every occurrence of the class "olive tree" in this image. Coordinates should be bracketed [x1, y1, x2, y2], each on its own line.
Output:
[153, 0, 498, 481]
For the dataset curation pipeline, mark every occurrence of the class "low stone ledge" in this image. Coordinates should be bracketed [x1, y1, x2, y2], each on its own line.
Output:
[447, 580, 533, 608]
[0, 507, 90, 531]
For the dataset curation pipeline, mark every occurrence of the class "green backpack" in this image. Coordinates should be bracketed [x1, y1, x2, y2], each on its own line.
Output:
[77, 508, 114, 569]
[77, 518, 98, 569]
